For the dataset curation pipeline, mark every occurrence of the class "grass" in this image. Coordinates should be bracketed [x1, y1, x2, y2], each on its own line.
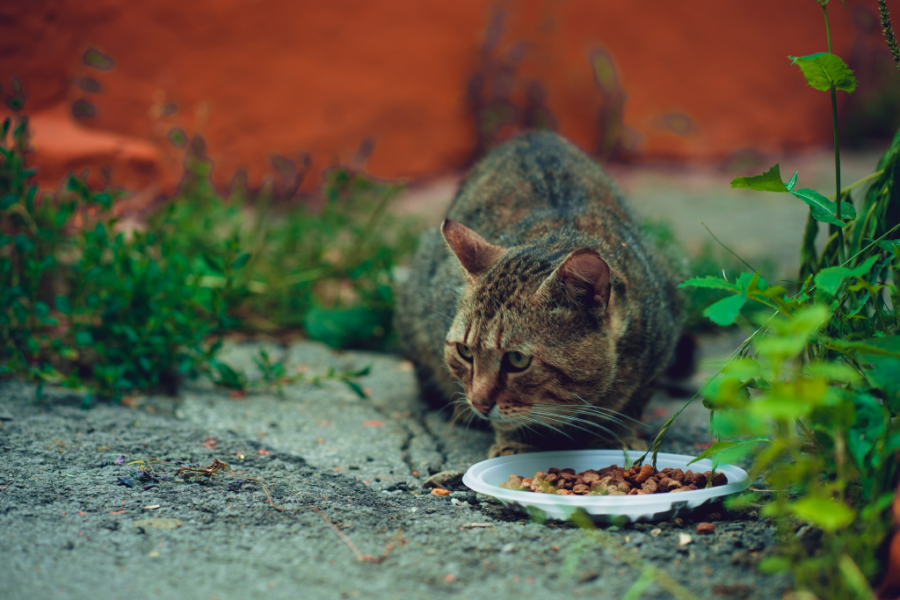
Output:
[0, 109, 419, 403]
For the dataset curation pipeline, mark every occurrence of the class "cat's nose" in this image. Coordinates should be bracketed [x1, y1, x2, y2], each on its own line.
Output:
[471, 402, 493, 415]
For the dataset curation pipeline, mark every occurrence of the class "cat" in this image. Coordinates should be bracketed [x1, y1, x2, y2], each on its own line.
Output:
[395, 131, 682, 458]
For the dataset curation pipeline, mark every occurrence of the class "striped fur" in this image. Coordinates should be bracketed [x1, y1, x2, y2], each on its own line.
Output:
[395, 131, 682, 457]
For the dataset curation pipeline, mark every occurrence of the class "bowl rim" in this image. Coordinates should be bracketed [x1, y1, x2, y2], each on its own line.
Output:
[462, 449, 751, 506]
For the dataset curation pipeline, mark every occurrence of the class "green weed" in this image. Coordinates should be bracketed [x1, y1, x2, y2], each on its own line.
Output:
[643, 2, 900, 597]
[0, 103, 417, 403]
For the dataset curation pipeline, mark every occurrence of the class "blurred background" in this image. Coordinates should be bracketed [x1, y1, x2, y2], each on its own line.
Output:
[1, 0, 897, 196]
[1, 0, 898, 392]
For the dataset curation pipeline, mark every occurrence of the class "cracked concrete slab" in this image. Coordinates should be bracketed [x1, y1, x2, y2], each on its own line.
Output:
[1, 337, 787, 600]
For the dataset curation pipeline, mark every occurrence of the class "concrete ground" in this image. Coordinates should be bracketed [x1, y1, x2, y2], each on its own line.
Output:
[1, 335, 789, 600]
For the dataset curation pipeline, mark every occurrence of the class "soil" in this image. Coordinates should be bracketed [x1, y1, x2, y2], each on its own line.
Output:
[1, 339, 790, 600]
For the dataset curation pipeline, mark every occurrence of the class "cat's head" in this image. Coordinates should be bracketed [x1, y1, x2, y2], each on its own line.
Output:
[440, 219, 620, 433]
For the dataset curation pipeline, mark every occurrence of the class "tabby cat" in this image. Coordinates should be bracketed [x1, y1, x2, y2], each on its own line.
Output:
[396, 131, 682, 457]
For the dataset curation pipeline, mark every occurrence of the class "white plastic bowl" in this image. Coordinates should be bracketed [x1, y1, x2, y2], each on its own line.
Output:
[462, 449, 750, 522]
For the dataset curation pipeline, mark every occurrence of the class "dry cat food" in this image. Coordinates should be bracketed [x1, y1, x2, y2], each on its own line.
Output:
[498, 464, 728, 496]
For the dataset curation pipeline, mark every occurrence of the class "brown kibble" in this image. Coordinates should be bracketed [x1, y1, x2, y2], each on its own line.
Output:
[506, 475, 524, 488]
[711, 472, 728, 487]
[497, 463, 721, 497]
[615, 480, 632, 494]
[671, 485, 698, 493]
[634, 464, 656, 484]
[431, 489, 450, 497]
[641, 478, 659, 494]
[696, 522, 716, 535]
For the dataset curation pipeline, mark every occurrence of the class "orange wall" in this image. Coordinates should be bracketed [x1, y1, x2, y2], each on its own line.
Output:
[0, 0, 887, 197]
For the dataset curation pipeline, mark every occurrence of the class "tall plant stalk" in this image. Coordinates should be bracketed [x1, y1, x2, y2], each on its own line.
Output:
[822, 2, 846, 266]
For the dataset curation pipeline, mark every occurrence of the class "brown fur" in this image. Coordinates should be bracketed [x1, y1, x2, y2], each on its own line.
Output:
[395, 131, 682, 457]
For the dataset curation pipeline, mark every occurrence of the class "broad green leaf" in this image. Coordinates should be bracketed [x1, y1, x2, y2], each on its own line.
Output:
[0, 193, 17, 209]
[722, 358, 761, 380]
[813, 255, 879, 296]
[749, 394, 813, 420]
[789, 53, 857, 93]
[74, 331, 93, 347]
[730, 164, 792, 193]
[856, 336, 900, 415]
[687, 438, 769, 465]
[758, 556, 791, 574]
[54, 295, 72, 315]
[231, 253, 251, 269]
[838, 555, 877, 600]
[678, 276, 739, 291]
[791, 304, 831, 335]
[804, 362, 860, 383]
[304, 306, 392, 348]
[789, 497, 856, 532]
[702, 293, 746, 326]
[790, 188, 856, 226]
[202, 253, 224, 274]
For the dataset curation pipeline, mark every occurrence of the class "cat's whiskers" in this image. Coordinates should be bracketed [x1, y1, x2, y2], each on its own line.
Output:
[432, 310, 455, 323]
[567, 393, 645, 426]
[512, 412, 574, 440]
[527, 409, 624, 444]
[529, 403, 628, 428]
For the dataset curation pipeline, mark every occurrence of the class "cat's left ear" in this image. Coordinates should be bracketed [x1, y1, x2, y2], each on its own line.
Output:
[441, 219, 505, 277]
[538, 248, 611, 311]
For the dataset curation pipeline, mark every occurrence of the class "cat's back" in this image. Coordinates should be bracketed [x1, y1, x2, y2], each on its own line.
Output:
[447, 131, 632, 244]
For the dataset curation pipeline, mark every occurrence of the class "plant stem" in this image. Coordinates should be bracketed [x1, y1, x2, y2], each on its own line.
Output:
[823, 4, 847, 266]
[827, 169, 884, 201]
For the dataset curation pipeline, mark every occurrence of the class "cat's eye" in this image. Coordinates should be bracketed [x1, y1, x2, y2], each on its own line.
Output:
[456, 343, 474, 361]
[503, 351, 531, 372]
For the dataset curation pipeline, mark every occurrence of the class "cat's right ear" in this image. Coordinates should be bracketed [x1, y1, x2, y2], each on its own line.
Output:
[441, 219, 505, 277]
[537, 248, 611, 312]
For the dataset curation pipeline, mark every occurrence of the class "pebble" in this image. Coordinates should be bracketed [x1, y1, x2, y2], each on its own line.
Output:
[501, 543, 516, 553]
[696, 522, 716, 535]
[677, 533, 693, 547]
[650, 528, 662, 537]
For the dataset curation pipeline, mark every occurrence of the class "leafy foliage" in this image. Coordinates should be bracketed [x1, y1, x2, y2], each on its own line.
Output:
[789, 53, 858, 93]
[644, 6, 900, 597]
[0, 108, 417, 402]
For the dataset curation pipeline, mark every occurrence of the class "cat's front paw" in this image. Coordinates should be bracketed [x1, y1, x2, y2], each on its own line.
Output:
[488, 441, 537, 458]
